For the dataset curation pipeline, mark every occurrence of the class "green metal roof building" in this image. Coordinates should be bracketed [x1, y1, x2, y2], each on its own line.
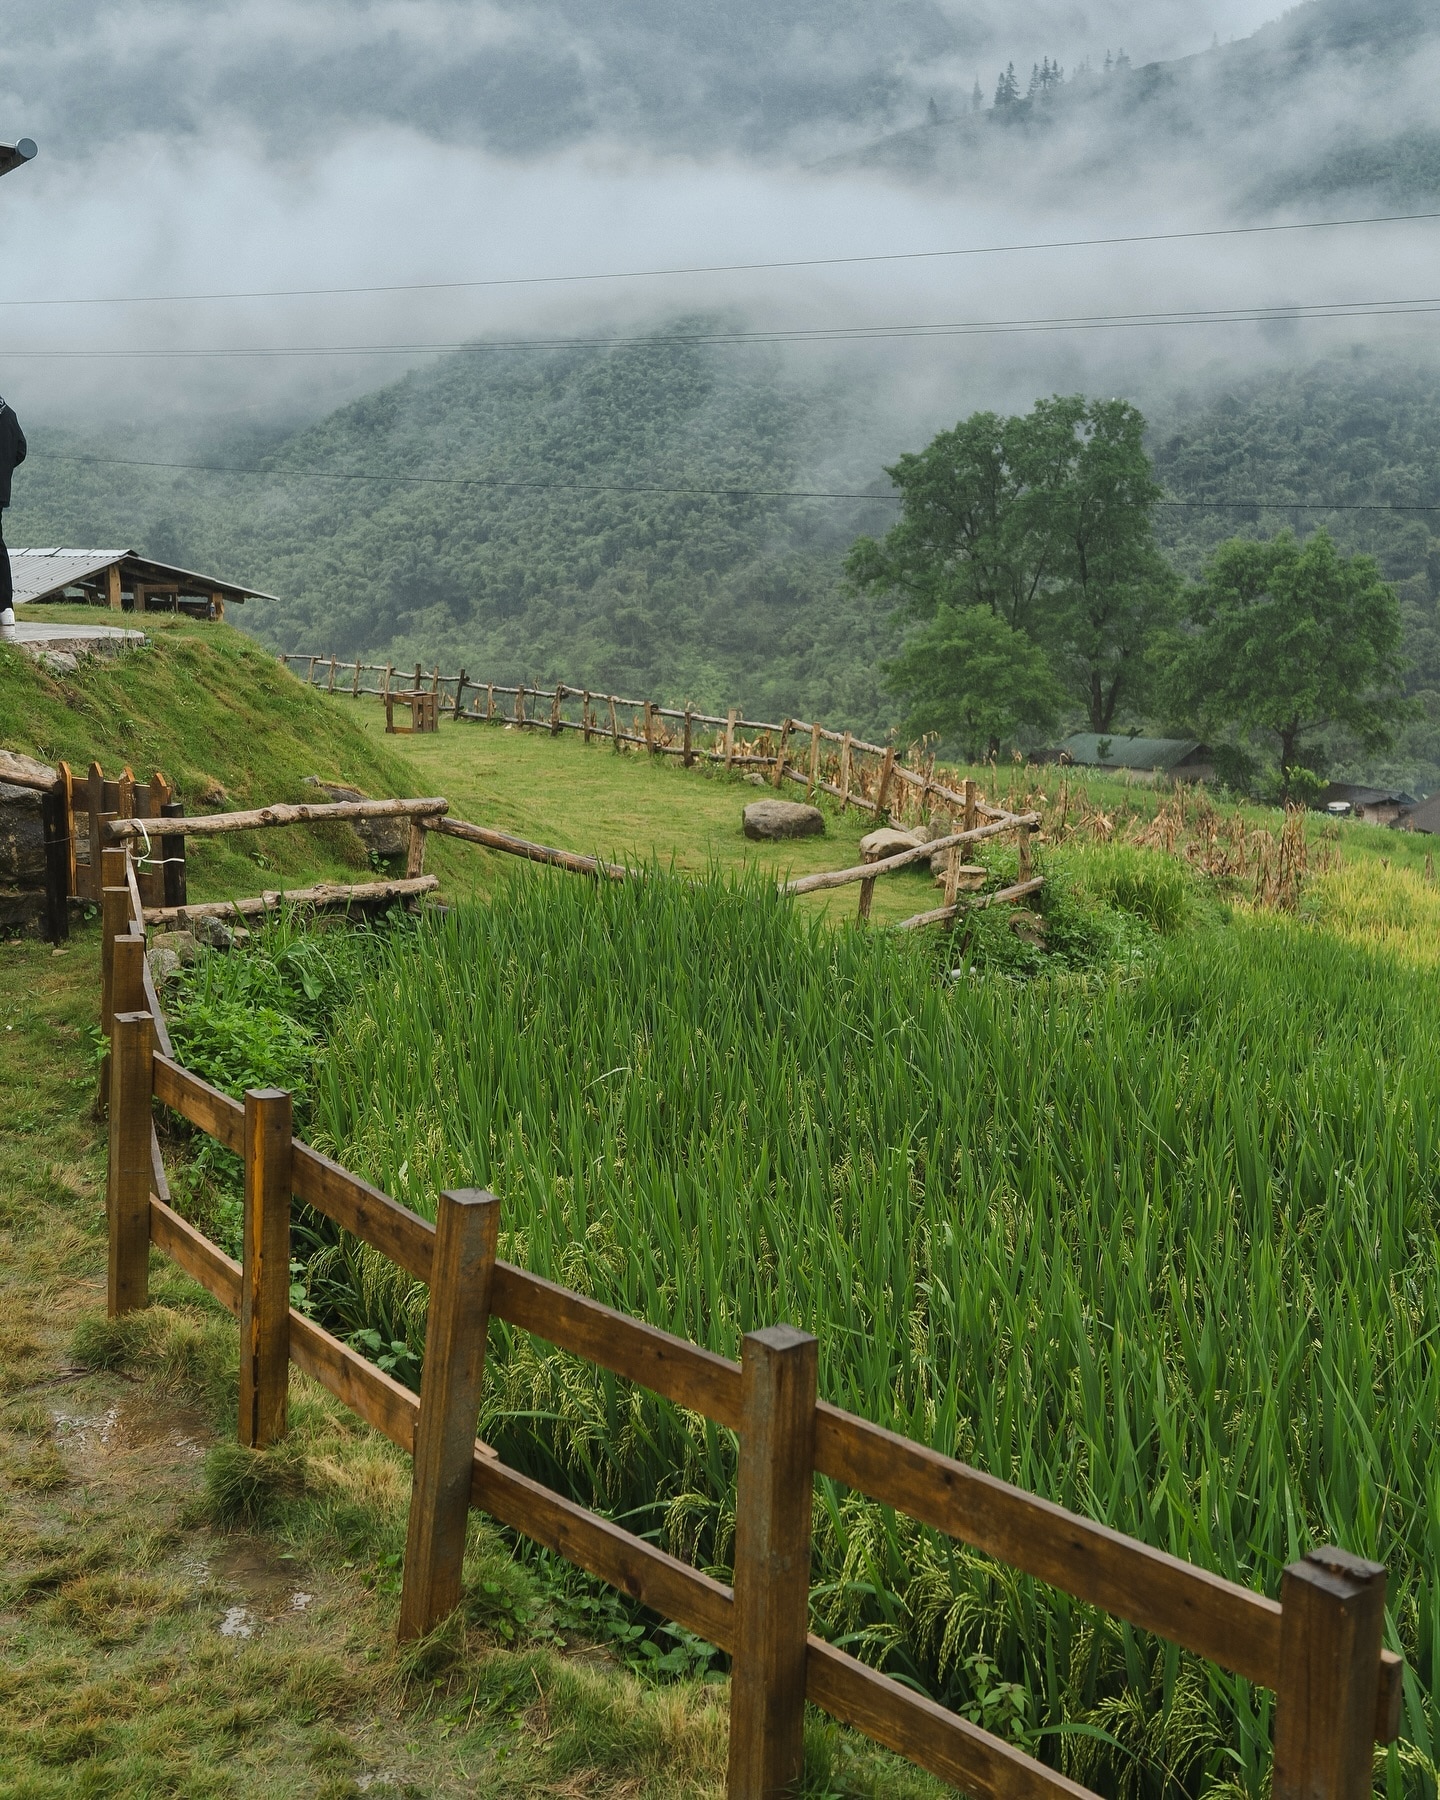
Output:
[1050, 734, 1214, 781]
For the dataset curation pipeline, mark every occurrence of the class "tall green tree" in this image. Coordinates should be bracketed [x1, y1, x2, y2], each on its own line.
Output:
[883, 603, 1063, 759]
[847, 395, 1176, 744]
[1169, 530, 1408, 796]
[1045, 396, 1180, 732]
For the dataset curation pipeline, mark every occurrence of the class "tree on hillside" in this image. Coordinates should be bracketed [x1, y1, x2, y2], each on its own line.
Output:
[884, 603, 1062, 759]
[847, 396, 1177, 743]
[1168, 530, 1408, 797]
[1045, 396, 1181, 731]
[995, 63, 1020, 107]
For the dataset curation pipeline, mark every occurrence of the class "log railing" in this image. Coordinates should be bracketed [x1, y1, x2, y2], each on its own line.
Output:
[102, 836, 1402, 1800]
[277, 654, 1020, 828]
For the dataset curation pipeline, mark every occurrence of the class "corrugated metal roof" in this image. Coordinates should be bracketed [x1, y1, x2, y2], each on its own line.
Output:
[1059, 733, 1205, 771]
[8, 548, 277, 605]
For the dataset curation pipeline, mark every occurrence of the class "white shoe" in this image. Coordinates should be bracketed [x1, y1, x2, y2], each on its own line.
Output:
[0, 608, 14, 628]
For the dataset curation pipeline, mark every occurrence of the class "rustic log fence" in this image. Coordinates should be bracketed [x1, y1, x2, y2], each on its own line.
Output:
[276, 659, 1045, 925]
[278, 655, 1019, 831]
[99, 829, 1403, 1799]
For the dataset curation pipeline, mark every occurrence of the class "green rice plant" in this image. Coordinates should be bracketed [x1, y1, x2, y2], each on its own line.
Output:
[298, 869, 1440, 1797]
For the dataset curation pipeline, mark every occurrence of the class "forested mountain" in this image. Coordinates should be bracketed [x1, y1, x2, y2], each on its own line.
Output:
[11, 341, 1440, 782]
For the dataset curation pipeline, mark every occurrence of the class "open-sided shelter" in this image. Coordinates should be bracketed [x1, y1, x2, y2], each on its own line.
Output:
[10, 548, 275, 620]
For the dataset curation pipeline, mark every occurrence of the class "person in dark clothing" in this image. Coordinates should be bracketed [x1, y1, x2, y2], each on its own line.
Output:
[0, 394, 27, 627]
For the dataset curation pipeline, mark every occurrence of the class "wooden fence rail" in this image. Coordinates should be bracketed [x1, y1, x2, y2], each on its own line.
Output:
[277, 653, 1020, 827]
[102, 836, 1402, 1800]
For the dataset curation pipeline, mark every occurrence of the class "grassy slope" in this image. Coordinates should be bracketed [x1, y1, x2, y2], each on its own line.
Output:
[0, 611, 434, 900]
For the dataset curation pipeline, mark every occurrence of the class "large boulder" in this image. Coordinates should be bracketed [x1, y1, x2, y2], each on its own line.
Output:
[742, 799, 825, 841]
[859, 827, 922, 861]
[302, 777, 407, 859]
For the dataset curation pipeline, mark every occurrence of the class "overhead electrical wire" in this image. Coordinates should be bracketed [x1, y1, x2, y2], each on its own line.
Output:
[5, 292, 1438, 359]
[0, 209, 1436, 308]
[45, 451, 1440, 512]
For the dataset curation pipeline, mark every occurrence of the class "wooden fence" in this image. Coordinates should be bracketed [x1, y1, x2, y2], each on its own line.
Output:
[279, 654, 1018, 832]
[99, 829, 1403, 1799]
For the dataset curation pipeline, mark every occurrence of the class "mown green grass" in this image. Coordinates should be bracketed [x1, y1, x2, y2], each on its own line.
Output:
[284, 870, 1440, 1798]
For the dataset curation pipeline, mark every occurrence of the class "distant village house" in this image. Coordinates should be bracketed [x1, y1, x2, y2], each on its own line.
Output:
[1042, 733, 1215, 784]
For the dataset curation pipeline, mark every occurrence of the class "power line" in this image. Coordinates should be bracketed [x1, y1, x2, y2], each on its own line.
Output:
[45, 451, 1440, 512]
[1, 209, 1436, 309]
[6, 293, 1438, 358]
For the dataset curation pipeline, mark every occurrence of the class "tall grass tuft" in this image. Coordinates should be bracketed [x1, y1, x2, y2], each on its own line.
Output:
[305, 868, 1440, 1795]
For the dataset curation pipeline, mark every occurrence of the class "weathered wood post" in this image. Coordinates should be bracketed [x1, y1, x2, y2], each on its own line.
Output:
[455, 668, 468, 717]
[724, 707, 738, 773]
[108, 1009, 155, 1317]
[352, 658, 362, 697]
[407, 814, 438, 880]
[874, 746, 897, 822]
[327, 655, 338, 693]
[101, 884, 132, 1036]
[550, 684, 564, 735]
[398, 1189, 500, 1641]
[1273, 1547, 1387, 1800]
[683, 707, 694, 768]
[807, 723, 821, 800]
[240, 1088, 294, 1450]
[384, 664, 394, 705]
[609, 694, 621, 752]
[515, 685, 526, 726]
[644, 701, 657, 755]
[727, 1325, 817, 1800]
[1018, 823, 1033, 884]
[943, 846, 961, 909]
[839, 733, 853, 812]
[161, 801, 187, 909]
[40, 787, 70, 944]
[772, 719, 793, 790]
[112, 930, 146, 1020]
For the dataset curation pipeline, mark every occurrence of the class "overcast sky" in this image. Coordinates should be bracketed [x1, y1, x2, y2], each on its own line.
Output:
[0, 0, 1433, 433]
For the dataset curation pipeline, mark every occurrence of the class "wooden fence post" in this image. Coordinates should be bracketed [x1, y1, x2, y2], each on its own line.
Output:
[727, 1325, 817, 1800]
[108, 1009, 155, 1317]
[516, 685, 526, 726]
[398, 1189, 500, 1641]
[239, 1088, 294, 1450]
[1018, 823, 1033, 883]
[875, 746, 897, 821]
[609, 695, 620, 752]
[723, 707, 738, 772]
[112, 931, 146, 1020]
[582, 690, 592, 744]
[839, 733, 853, 811]
[101, 885, 131, 1035]
[963, 777, 977, 837]
[644, 701, 657, 754]
[684, 707, 694, 768]
[550, 685, 564, 735]
[455, 668, 468, 717]
[807, 723, 821, 800]
[41, 788, 70, 944]
[406, 817, 432, 879]
[384, 664, 394, 704]
[352, 658, 362, 697]
[161, 801, 187, 908]
[1273, 1547, 1387, 1800]
[772, 719, 793, 790]
[327, 655, 338, 693]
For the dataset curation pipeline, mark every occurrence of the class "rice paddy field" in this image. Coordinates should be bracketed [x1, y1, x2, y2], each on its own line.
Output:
[164, 801, 1440, 1799]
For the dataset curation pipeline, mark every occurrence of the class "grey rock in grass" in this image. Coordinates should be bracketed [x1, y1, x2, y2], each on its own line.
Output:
[302, 776, 407, 859]
[859, 826, 922, 859]
[150, 929, 199, 967]
[147, 945, 183, 985]
[34, 650, 79, 676]
[742, 799, 825, 841]
[193, 915, 250, 951]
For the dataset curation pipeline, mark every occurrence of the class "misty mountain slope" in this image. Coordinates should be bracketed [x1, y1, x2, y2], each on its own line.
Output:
[12, 332, 902, 728]
[828, 0, 1440, 207]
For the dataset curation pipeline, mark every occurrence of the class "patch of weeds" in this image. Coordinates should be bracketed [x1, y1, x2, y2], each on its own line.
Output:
[47, 1573, 181, 1646]
[202, 1441, 307, 1528]
[71, 1311, 153, 1373]
[348, 1327, 422, 1392]
[9, 1442, 70, 1493]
